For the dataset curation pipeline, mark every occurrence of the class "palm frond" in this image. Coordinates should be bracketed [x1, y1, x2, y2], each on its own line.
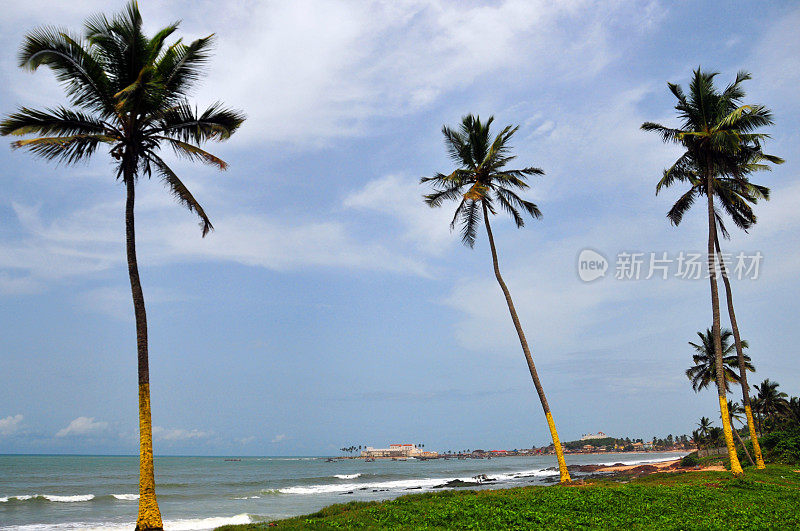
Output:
[150, 153, 213, 236]
[666, 187, 699, 226]
[153, 101, 245, 142]
[156, 137, 228, 169]
[18, 27, 114, 114]
[459, 199, 480, 248]
[0, 107, 109, 137]
[10, 134, 112, 164]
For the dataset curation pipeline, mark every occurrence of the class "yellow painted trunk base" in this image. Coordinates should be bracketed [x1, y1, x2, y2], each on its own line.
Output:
[545, 412, 571, 483]
[745, 405, 766, 469]
[136, 383, 164, 531]
[719, 396, 744, 476]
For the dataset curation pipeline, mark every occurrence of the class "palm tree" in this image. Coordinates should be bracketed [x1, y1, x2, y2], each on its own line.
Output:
[643, 68, 780, 476]
[697, 416, 713, 438]
[724, 400, 754, 466]
[686, 328, 754, 392]
[709, 129, 780, 469]
[421, 114, 570, 483]
[755, 379, 789, 425]
[786, 397, 800, 426]
[0, 4, 244, 529]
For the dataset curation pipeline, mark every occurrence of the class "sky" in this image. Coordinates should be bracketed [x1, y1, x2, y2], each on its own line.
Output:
[0, 0, 798, 456]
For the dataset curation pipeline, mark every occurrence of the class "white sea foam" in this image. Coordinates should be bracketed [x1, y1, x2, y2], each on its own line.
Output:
[0, 513, 253, 531]
[489, 468, 561, 481]
[334, 473, 361, 479]
[232, 495, 261, 499]
[43, 494, 95, 502]
[111, 493, 139, 500]
[0, 494, 95, 503]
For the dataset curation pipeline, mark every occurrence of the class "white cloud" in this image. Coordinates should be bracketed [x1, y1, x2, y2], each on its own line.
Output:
[146, 0, 662, 146]
[0, 185, 430, 293]
[271, 433, 286, 443]
[0, 414, 23, 436]
[344, 175, 455, 255]
[153, 426, 210, 441]
[238, 436, 256, 445]
[56, 417, 108, 437]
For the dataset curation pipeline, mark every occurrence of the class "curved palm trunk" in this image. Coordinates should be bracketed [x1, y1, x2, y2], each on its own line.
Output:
[731, 421, 754, 466]
[481, 202, 570, 483]
[126, 175, 164, 531]
[714, 235, 766, 469]
[705, 174, 743, 476]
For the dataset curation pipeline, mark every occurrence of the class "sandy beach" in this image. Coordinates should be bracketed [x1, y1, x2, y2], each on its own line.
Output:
[593, 457, 725, 474]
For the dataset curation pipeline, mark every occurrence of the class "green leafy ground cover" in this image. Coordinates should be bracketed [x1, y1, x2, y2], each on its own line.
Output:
[217, 466, 800, 530]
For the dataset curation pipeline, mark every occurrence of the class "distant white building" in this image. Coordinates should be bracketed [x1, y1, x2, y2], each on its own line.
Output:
[580, 432, 608, 441]
[361, 444, 438, 458]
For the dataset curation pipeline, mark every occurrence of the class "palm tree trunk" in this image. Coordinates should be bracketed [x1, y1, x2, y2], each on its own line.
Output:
[714, 235, 766, 469]
[731, 422, 754, 466]
[705, 173, 743, 476]
[481, 202, 570, 483]
[126, 174, 164, 531]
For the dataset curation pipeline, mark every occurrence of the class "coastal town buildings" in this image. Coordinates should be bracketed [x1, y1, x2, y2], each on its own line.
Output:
[361, 444, 438, 458]
[580, 431, 608, 440]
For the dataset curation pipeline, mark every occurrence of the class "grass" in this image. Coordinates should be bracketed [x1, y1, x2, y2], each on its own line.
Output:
[216, 466, 800, 530]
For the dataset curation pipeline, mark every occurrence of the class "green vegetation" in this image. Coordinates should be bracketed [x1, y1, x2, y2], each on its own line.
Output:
[680, 453, 699, 467]
[762, 427, 800, 464]
[563, 437, 617, 450]
[217, 466, 800, 530]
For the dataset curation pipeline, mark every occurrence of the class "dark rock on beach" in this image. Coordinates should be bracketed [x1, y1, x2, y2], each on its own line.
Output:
[433, 479, 481, 489]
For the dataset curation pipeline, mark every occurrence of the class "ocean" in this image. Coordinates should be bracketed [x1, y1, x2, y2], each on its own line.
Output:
[0, 452, 685, 530]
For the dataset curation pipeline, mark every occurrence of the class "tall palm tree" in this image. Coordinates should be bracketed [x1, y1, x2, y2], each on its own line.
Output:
[685, 328, 754, 392]
[724, 400, 754, 466]
[0, 4, 244, 529]
[421, 114, 570, 483]
[642, 68, 780, 476]
[755, 379, 789, 424]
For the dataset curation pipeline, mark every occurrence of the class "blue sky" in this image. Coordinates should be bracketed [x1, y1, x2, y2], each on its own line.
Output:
[0, 0, 798, 456]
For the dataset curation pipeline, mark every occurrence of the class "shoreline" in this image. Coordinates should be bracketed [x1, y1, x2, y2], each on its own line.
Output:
[334, 448, 691, 461]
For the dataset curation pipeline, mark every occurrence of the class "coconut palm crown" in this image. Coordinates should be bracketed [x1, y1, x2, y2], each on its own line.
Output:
[0, 2, 244, 234]
[643, 69, 782, 226]
[686, 328, 754, 393]
[0, 3, 244, 530]
[421, 114, 542, 247]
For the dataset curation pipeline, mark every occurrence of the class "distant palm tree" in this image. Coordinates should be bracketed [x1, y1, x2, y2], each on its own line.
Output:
[755, 379, 789, 424]
[786, 397, 800, 425]
[0, 4, 244, 529]
[643, 68, 780, 476]
[691, 429, 703, 451]
[421, 114, 570, 483]
[697, 417, 713, 439]
[686, 328, 754, 392]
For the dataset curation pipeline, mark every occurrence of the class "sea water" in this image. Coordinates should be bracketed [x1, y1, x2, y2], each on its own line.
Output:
[0, 452, 685, 530]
